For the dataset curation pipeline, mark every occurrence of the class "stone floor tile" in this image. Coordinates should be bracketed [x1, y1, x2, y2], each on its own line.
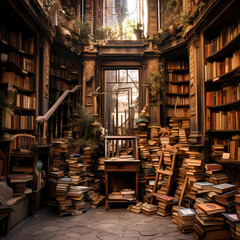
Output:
[42, 226, 59, 232]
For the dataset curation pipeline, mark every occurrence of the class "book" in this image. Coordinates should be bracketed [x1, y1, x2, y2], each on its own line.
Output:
[197, 203, 225, 215]
[193, 182, 214, 190]
[178, 208, 196, 217]
[211, 183, 236, 194]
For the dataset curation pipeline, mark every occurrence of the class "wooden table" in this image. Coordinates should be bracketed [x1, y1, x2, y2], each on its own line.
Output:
[104, 160, 140, 210]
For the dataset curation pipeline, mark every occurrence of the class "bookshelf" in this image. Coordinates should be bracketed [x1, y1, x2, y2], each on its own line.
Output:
[165, 60, 190, 120]
[49, 42, 80, 139]
[204, 4, 240, 163]
[0, 18, 36, 134]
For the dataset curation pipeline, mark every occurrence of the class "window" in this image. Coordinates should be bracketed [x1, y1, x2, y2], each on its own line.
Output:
[104, 0, 148, 39]
[104, 69, 139, 135]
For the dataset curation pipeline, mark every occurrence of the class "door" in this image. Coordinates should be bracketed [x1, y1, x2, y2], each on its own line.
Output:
[104, 69, 139, 135]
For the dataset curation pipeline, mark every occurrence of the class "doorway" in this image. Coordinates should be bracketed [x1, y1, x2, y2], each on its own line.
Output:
[104, 69, 139, 136]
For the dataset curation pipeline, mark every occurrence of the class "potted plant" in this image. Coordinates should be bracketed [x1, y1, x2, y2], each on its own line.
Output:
[128, 20, 144, 40]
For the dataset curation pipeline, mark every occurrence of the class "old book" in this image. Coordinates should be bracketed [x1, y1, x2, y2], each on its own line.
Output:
[197, 203, 225, 215]
[193, 182, 214, 190]
[211, 183, 236, 194]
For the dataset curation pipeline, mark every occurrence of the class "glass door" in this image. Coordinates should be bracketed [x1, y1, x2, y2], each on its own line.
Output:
[104, 69, 139, 135]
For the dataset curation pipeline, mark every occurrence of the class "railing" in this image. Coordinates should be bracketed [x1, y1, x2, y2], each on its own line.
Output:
[35, 85, 81, 145]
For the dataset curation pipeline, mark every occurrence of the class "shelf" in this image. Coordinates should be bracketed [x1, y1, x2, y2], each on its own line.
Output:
[207, 130, 240, 134]
[167, 116, 190, 118]
[212, 159, 240, 165]
[0, 39, 35, 59]
[166, 104, 190, 108]
[206, 66, 240, 84]
[167, 93, 189, 96]
[5, 128, 35, 132]
[0, 61, 35, 76]
[50, 62, 78, 73]
[206, 32, 240, 62]
[50, 75, 78, 82]
[207, 99, 240, 111]
[0, 83, 34, 93]
[14, 106, 35, 112]
[168, 81, 189, 85]
[167, 69, 189, 73]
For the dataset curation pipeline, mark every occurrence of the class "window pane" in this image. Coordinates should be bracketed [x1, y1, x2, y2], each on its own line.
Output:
[106, 70, 117, 83]
[128, 70, 139, 82]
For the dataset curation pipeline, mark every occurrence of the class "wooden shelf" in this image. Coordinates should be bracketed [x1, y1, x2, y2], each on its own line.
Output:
[206, 32, 240, 62]
[0, 61, 35, 76]
[166, 104, 190, 108]
[167, 92, 189, 96]
[168, 81, 189, 85]
[207, 130, 240, 134]
[167, 69, 189, 73]
[213, 159, 240, 165]
[0, 39, 35, 59]
[14, 106, 35, 112]
[207, 99, 240, 110]
[206, 66, 240, 84]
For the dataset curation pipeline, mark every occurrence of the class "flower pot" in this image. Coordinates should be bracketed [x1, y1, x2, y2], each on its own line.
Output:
[169, 24, 177, 37]
[134, 29, 143, 40]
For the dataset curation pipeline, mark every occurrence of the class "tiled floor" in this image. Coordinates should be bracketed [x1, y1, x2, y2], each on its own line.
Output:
[3, 206, 195, 240]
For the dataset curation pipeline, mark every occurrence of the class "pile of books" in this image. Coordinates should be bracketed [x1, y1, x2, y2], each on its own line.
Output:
[185, 151, 205, 182]
[223, 213, 240, 239]
[98, 157, 105, 171]
[205, 163, 228, 185]
[51, 139, 68, 171]
[211, 144, 226, 161]
[194, 203, 230, 240]
[82, 147, 93, 171]
[211, 183, 237, 211]
[153, 193, 178, 216]
[189, 182, 214, 201]
[56, 177, 72, 202]
[127, 202, 143, 213]
[141, 202, 157, 215]
[160, 136, 177, 147]
[48, 170, 64, 183]
[176, 208, 196, 233]
[236, 194, 240, 219]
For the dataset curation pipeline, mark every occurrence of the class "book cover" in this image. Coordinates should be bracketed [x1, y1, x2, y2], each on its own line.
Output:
[178, 208, 196, 217]
[197, 203, 225, 215]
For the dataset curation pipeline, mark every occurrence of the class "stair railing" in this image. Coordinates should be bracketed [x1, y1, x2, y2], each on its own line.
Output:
[36, 85, 81, 145]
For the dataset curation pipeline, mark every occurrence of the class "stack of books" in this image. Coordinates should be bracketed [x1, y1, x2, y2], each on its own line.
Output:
[127, 202, 143, 213]
[141, 202, 157, 215]
[48, 171, 64, 183]
[171, 205, 184, 224]
[51, 139, 68, 171]
[86, 190, 105, 208]
[205, 163, 228, 185]
[160, 136, 177, 147]
[222, 213, 240, 239]
[194, 203, 230, 240]
[235, 194, 240, 219]
[211, 183, 237, 211]
[98, 157, 105, 171]
[185, 151, 205, 182]
[211, 144, 226, 161]
[189, 182, 214, 200]
[176, 208, 196, 233]
[56, 177, 72, 202]
[153, 193, 178, 216]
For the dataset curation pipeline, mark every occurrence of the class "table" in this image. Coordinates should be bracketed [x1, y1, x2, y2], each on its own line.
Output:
[104, 159, 140, 210]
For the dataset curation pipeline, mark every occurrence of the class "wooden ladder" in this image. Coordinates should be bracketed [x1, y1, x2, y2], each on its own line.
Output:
[150, 148, 177, 204]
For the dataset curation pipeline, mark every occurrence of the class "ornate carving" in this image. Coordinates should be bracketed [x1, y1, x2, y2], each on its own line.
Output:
[83, 60, 95, 83]
[44, 41, 50, 99]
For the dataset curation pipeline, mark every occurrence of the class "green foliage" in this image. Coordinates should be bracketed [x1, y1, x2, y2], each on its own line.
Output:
[93, 26, 116, 40]
[127, 19, 143, 30]
[72, 104, 102, 153]
[77, 21, 91, 42]
[144, 63, 165, 105]
[198, 0, 206, 11]
[73, 104, 94, 140]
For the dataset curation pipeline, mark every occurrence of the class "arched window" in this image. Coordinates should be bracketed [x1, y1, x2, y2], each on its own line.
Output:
[104, 0, 148, 39]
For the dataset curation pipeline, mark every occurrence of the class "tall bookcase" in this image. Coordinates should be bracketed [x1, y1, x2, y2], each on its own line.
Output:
[165, 59, 190, 122]
[204, 4, 240, 162]
[49, 42, 80, 139]
[0, 6, 36, 135]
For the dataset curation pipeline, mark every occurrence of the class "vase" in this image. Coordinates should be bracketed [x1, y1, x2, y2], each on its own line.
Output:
[169, 24, 177, 37]
[134, 29, 143, 40]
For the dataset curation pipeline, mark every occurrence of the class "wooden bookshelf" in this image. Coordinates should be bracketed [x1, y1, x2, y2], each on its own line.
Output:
[165, 59, 190, 120]
[204, 5, 240, 163]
